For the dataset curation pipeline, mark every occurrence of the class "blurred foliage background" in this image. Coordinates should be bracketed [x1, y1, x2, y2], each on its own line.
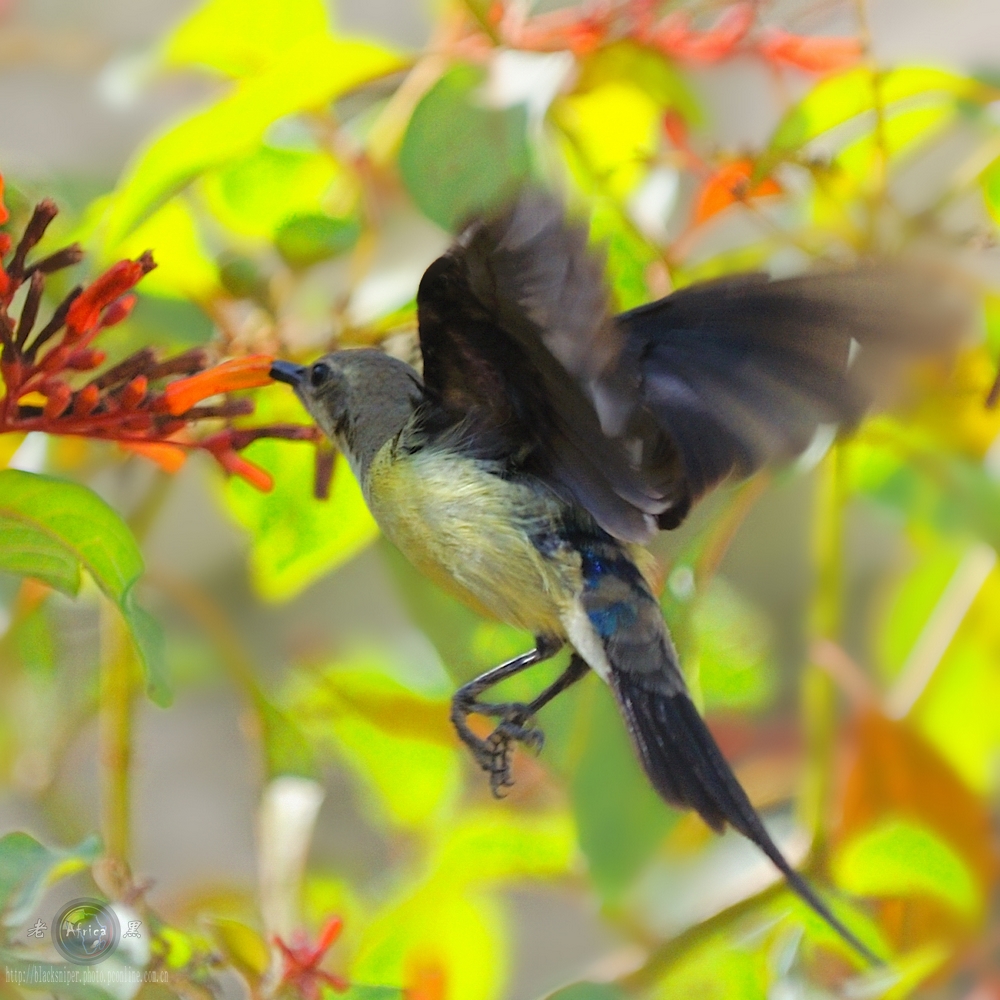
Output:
[3, 0, 1000, 998]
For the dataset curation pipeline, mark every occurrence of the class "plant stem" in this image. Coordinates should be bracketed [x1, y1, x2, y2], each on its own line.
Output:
[799, 446, 846, 863]
[99, 599, 137, 872]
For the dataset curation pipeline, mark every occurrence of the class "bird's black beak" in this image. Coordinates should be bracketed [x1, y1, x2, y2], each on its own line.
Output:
[270, 360, 307, 386]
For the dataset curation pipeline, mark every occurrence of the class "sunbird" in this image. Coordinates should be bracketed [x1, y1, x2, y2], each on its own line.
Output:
[270, 189, 965, 961]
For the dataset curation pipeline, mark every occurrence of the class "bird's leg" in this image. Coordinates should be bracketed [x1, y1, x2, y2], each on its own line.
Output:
[451, 637, 562, 794]
[483, 654, 591, 790]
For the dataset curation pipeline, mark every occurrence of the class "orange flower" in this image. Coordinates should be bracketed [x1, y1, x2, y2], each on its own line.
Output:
[161, 355, 275, 415]
[0, 177, 319, 493]
[694, 159, 782, 224]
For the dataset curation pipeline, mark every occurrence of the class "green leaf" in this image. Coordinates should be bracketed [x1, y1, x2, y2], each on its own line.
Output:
[287, 658, 461, 828]
[256, 697, 317, 780]
[0, 832, 100, 929]
[352, 891, 504, 1000]
[983, 157, 1000, 226]
[693, 577, 776, 713]
[835, 103, 954, 184]
[223, 392, 379, 602]
[104, 34, 403, 245]
[163, 0, 331, 77]
[207, 918, 270, 984]
[569, 678, 674, 900]
[832, 816, 982, 919]
[914, 635, 1000, 794]
[400, 64, 531, 231]
[0, 470, 169, 705]
[555, 79, 661, 200]
[200, 145, 344, 240]
[769, 66, 987, 158]
[0, 517, 81, 596]
[275, 213, 362, 269]
[587, 198, 656, 311]
[428, 811, 575, 889]
[575, 40, 701, 124]
[109, 196, 220, 300]
[653, 931, 767, 1000]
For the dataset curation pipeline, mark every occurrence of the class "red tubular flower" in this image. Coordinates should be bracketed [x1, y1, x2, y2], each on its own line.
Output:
[758, 29, 863, 73]
[161, 355, 275, 415]
[274, 917, 349, 1000]
[65, 255, 153, 339]
[645, 2, 754, 63]
[0, 178, 321, 493]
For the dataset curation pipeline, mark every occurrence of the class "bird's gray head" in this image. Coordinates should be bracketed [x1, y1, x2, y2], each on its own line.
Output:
[270, 349, 423, 480]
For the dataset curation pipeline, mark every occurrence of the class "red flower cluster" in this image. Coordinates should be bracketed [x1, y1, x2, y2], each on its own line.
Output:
[0, 183, 318, 492]
[488, 0, 861, 72]
[274, 917, 348, 1000]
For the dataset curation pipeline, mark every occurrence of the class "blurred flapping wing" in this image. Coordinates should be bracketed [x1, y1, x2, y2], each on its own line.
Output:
[417, 190, 968, 540]
[417, 190, 669, 541]
[617, 265, 969, 519]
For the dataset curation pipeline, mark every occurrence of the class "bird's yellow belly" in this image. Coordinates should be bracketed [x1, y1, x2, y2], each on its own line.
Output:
[364, 440, 581, 637]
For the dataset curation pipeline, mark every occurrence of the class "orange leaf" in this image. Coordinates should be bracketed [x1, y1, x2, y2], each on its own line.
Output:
[758, 30, 863, 73]
[837, 710, 996, 946]
[694, 159, 782, 224]
[119, 440, 187, 473]
[0, 174, 8, 226]
[405, 957, 446, 1000]
[161, 355, 274, 415]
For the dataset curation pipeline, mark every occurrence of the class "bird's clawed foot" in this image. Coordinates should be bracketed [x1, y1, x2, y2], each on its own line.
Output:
[451, 694, 545, 796]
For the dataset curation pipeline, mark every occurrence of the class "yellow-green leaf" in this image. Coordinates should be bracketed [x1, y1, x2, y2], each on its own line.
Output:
[163, 0, 331, 77]
[429, 810, 576, 889]
[983, 157, 1000, 226]
[554, 80, 660, 200]
[693, 576, 776, 713]
[207, 918, 270, 984]
[352, 891, 505, 1000]
[110, 196, 219, 300]
[575, 40, 701, 123]
[200, 145, 346, 240]
[770, 66, 985, 156]
[104, 34, 403, 246]
[287, 659, 461, 828]
[832, 816, 983, 919]
[0, 470, 168, 704]
[0, 832, 100, 929]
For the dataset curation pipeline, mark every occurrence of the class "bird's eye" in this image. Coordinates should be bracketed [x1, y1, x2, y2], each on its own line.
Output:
[310, 361, 332, 388]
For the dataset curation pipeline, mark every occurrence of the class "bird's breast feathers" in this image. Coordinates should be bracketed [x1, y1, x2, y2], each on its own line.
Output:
[364, 433, 582, 636]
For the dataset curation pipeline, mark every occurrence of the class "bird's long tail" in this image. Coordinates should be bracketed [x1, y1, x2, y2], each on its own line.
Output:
[609, 661, 880, 963]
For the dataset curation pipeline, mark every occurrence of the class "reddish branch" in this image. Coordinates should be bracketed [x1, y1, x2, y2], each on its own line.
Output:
[0, 182, 320, 493]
